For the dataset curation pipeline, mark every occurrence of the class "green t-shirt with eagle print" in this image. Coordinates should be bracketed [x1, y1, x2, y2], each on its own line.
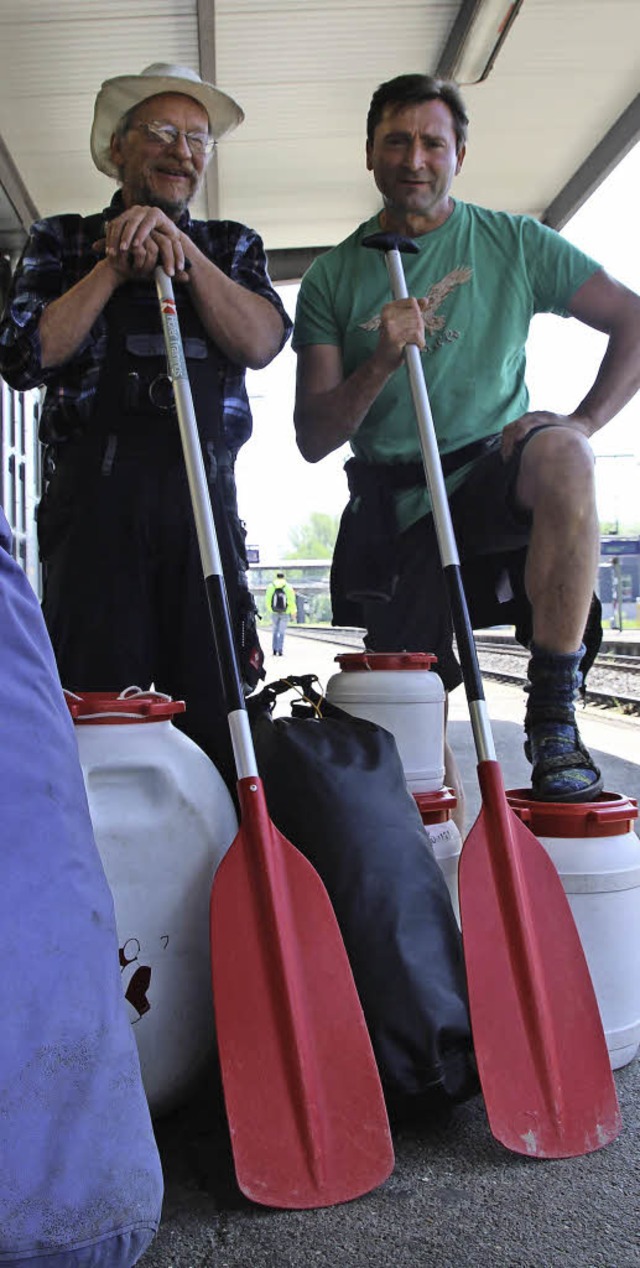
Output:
[292, 200, 600, 530]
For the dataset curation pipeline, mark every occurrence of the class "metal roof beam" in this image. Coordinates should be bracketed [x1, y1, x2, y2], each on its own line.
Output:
[436, 0, 524, 85]
[266, 246, 331, 285]
[197, 0, 220, 221]
[543, 94, 640, 231]
[0, 133, 39, 257]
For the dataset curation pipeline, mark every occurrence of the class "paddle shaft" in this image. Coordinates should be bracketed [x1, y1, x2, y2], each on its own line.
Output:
[362, 236, 621, 1160]
[373, 240, 495, 763]
[154, 268, 256, 778]
[155, 268, 395, 1203]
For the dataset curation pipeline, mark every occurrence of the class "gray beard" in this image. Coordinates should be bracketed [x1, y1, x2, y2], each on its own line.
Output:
[145, 191, 189, 219]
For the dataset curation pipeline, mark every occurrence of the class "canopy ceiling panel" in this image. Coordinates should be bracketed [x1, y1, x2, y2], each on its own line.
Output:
[214, 0, 457, 246]
[0, 0, 203, 230]
[0, 0, 638, 262]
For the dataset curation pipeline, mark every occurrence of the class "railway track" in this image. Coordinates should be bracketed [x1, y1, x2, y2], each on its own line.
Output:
[288, 625, 640, 716]
[473, 639, 640, 714]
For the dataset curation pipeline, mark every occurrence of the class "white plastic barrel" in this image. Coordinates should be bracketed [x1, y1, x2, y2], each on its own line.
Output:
[66, 689, 238, 1115]
[325, 652, 446, 794]
[413, 788, 462, 926]
[507, 789, 640, 1070]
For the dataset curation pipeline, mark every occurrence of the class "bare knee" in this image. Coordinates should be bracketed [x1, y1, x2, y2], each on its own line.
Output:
[517, 427, 595, 513]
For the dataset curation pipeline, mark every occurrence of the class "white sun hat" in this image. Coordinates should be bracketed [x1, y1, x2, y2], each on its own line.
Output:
[90, 62, 245, 177]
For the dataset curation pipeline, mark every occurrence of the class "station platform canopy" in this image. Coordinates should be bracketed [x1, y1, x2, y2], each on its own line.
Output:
[0, 1, 639, 274]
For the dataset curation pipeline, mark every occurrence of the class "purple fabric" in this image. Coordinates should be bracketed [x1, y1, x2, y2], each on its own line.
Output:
[0, 509, 163, 1267]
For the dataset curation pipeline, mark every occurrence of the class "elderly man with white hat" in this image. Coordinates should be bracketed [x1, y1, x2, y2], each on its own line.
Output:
[0, 63, 292, 785]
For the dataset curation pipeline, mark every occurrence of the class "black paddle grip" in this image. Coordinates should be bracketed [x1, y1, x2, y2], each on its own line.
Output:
[445, 565, 485, 706]
[204, 573, 246, 714]
[362, 232, 420, 256]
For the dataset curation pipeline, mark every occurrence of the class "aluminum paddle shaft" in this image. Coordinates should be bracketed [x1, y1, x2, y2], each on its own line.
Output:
[361, 232, 621, 1160]
[154, 266, 394, 1204]
[362, 232, 495, 763]
[154, 267, 256, 779]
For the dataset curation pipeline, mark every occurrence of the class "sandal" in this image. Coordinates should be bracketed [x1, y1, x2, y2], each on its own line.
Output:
[524, 726, 603, 803]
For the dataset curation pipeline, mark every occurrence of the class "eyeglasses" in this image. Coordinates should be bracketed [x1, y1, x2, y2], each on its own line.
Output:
[132, 120, 215, 158]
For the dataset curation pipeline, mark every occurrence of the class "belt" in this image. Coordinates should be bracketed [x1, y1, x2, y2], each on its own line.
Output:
[345, 434, 500, 495]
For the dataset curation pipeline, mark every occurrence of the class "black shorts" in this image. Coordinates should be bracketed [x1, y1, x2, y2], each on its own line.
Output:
[359, 428, 601, 690]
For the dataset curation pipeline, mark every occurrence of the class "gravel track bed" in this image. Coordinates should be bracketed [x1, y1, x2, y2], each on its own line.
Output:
[474, 644, 640, 707]
[288, 627, 640, 711]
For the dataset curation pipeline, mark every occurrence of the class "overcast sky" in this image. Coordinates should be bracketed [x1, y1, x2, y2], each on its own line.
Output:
[236, 142, 640, 560]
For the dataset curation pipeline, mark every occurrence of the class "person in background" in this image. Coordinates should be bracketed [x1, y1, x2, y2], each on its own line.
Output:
[0, 62, 292, 788]
[264, 570, 297, 656]
[292, 72, 640, 824]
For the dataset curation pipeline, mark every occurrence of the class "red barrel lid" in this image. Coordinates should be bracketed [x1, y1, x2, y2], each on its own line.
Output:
[65, 688, 186, 725]
[413, 787, 457, 823]
[334, 651, 438, 672]
[506, 789, 638, 838]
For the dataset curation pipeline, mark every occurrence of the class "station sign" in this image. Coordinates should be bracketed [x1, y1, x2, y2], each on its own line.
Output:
[601, 538, 640, 556]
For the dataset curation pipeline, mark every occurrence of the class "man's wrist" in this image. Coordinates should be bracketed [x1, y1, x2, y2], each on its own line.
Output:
[368, 338, 403, 378]
[568, 409, 598, 437]
[97, 256, 127, 291]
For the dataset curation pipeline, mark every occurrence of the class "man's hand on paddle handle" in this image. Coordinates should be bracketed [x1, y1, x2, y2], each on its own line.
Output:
[374, 298, 426, 372]
[94, 205, 191, 283]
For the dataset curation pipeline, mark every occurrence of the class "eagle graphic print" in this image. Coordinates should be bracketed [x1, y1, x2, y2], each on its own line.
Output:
[359, 265, 472, 353]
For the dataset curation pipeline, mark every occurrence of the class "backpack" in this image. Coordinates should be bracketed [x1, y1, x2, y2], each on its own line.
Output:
[271, 587, 287, 613]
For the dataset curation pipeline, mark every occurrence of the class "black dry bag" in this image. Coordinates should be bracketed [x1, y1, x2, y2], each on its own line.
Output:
[248, 675, 478, 1111]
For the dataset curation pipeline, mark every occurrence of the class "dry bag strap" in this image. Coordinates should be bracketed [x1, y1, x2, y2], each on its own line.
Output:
[247, 674, 326, 719]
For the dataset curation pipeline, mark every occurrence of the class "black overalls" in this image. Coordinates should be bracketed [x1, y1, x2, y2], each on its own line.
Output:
[38, 277, 262, 787]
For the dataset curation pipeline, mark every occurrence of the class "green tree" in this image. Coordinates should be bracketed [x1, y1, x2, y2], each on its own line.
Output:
[287, 512, 340, 559]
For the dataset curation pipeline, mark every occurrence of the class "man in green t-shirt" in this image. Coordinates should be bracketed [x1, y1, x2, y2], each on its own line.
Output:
[293, 73, 640, 815]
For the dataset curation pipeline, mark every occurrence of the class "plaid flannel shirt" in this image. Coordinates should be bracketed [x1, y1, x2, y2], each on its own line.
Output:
[0, 192, 292, 454]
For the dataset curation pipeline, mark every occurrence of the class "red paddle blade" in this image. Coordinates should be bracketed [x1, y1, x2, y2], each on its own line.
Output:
[459, 761, 621, 1159]
[210, 777, 394, 1209]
